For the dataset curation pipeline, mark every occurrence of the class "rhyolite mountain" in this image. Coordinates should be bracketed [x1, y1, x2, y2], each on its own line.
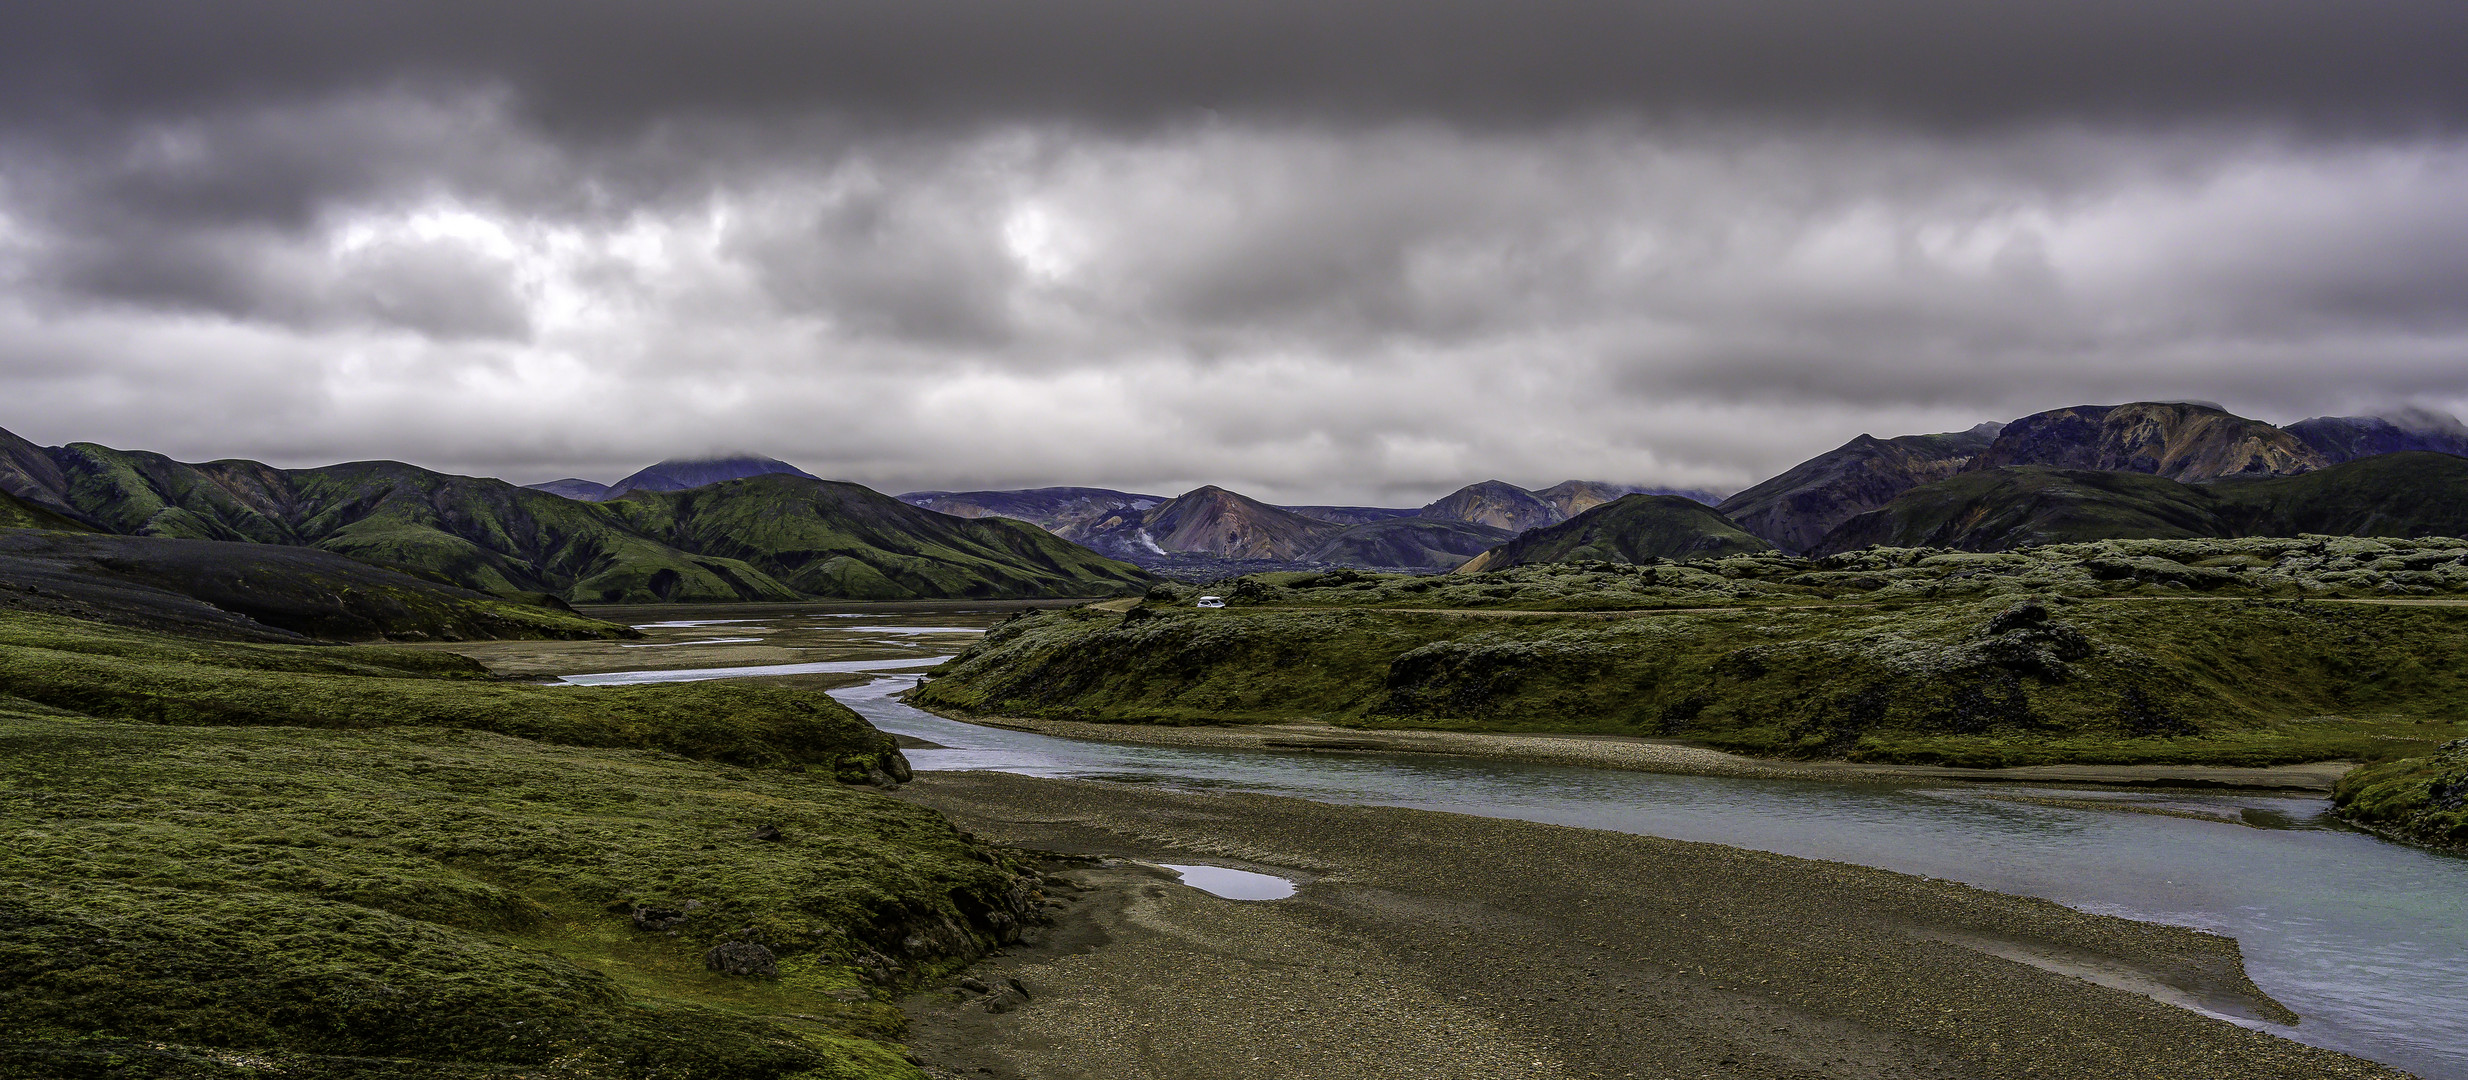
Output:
[1963, 402, 2326, 480]
[1719, 402, 2468, 554]
[1813, 453, 2468, 554]
[1456, 495, 1773, 572]
[1716, 423, 2004, 554]
[896, 477, 1717, 571]
[0, 428, 1150, 602]
[1416, 480, 1563, 533]
[1075, 486, 1346, 562]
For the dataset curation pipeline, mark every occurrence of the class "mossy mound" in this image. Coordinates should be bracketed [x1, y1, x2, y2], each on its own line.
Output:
[918, 594, 2468, 768]
[0, 613, 912, 777]
[2334, 739, 2468, 852]
[1147, 535, 2468, 612]
[0, 616, 1047, 1078]
[0, 716, 1031, 1079]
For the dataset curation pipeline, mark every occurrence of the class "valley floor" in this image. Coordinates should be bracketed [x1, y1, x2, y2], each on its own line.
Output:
[892, 771, 2398, 1080]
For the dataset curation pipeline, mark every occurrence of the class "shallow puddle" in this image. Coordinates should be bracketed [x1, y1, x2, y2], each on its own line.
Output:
[1158, 863, 1297, 901]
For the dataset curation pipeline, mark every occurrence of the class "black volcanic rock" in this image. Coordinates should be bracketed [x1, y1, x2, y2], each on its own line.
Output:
[605, 456, 817, 499]
[1716, 424, 2001, 554]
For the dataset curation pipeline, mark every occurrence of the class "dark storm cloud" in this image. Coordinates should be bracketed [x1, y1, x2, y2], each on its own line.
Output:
[5, 0, 2467, 134]
[1, 1, 2465, 503]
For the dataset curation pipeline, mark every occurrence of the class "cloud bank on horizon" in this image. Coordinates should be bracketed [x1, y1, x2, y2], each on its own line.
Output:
[2, 0, 2464, 503]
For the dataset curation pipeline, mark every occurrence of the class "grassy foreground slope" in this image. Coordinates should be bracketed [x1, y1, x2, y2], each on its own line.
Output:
[0, 529, 631, 643]
[917, 539, 2468, 769]
[0, 614, 1039, 1079]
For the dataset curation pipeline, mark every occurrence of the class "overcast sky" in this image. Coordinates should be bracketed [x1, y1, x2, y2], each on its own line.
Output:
[3, 0, 2464, 504]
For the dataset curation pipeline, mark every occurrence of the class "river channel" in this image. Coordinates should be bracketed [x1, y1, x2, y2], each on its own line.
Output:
[556, 615, 2468, 1079]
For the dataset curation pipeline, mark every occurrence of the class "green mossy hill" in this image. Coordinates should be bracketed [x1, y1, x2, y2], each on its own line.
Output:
[16, 437, 1149, 603]
[919, 590, 2468, 768]
[1817, 453, 2468, 554]
[2333, 740, 2468, 853]
[1816, 468, 2229, 553]
[0, 613, 908, 777]
[0, 530, 631, 643]
[1456, 494, 1773, 572]
[0, 713, 1038, 1079]
[604, 474, 1155, 601]
[0, 490, 95, 532]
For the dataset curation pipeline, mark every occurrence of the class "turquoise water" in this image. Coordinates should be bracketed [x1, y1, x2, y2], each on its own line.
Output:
[826, 675, 2468, 1079]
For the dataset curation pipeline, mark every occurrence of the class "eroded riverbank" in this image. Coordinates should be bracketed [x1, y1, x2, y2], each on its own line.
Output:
[918, 706, 2356, 791]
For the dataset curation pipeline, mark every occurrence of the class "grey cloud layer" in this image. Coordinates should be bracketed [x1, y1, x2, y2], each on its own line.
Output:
[9, 0, 2468, 132]
[0, 2, 2464, 503]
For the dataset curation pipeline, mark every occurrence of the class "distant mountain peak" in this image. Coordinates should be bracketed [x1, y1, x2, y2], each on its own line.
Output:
[603, 455, 817, 499]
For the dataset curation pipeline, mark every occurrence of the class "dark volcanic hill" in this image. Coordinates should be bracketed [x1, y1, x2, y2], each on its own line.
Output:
[1965, 402, 2325, 480]
[1532, 480, 1721, 518]
[1716, 423, 2002, 554]
[1814, 453, 2468, 554]
[604, 455, 816, 499]
[1279, 505, 1423, 526]
[2287, 410, 2468, 463]
[897, 487, 1165, 536]
[1457, 495, 1773, 572]
[1301, 518, 1514, 570]
[524, 478, 612, 501]
[0, 428, 1150, 603]
[1418, 480, 1562, 533]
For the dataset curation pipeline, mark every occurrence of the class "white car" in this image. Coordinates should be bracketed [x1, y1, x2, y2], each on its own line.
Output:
[1195, 596, 1225, 608]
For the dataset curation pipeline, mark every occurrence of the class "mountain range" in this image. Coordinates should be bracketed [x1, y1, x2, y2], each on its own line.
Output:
[1714, 402, 2468, 556]
[0, 430, 1150, 603]
[5, 399, 2459, 597]
[896, 479, 1718, 571]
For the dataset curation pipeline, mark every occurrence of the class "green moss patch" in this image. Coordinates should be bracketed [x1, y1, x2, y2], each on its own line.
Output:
[2334, 739, 2468, 852]
[919, 594, 2468, 769]
[0, 675, 1039, 1077]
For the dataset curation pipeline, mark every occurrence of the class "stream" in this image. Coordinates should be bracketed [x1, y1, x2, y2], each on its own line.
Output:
[561, 627, 2468, 1079]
